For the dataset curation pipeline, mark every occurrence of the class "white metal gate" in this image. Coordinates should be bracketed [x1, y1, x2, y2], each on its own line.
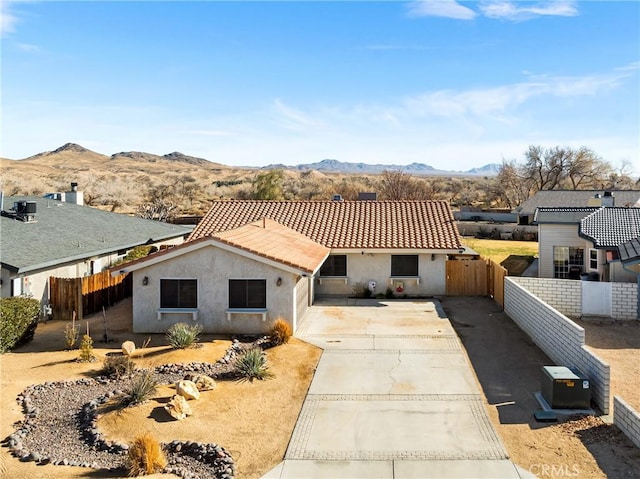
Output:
[581, 281, 612, 317]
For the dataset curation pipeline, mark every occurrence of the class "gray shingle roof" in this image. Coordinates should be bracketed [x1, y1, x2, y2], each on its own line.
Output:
[515, 190, 640, 215]
[533, 207, 599, 224]
[580, 208, 640, 248]
[619, 238, 640, 264]
[1, 196, 191, 273]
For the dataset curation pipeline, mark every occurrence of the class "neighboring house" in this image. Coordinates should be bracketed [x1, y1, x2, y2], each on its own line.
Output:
[514, 190, 640, 225]
[535, 206, 640, 283]
[619, 238, 640, 275]
[114, 200, 464, 334]
[0, 194, 192, 305]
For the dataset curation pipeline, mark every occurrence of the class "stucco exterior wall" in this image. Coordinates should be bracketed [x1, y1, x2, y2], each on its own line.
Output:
[315, 252, 447, 297]
[131, 245, 297, 335]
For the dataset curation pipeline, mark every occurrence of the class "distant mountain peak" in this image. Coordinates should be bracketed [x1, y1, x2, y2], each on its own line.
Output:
[52, 143, 92, 154]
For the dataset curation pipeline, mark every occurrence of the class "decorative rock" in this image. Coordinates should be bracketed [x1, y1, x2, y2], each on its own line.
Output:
[175, 380, 200, 400]
[185, 374, 216, 391]
[121, 340, 136, 356]
[164, 394, 193, 420]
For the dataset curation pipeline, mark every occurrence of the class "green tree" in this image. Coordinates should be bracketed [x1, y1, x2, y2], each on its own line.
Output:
[252, 170, 284, 200]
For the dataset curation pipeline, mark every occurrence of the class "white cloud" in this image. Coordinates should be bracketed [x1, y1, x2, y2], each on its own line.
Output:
[479, 1, 578, 21]
[0, 2, 19, 37]
[271, 99, 322, 130]
[402, 68, 632, 119]
[406, 0, 477, 20]
[406, 0, 579, 22]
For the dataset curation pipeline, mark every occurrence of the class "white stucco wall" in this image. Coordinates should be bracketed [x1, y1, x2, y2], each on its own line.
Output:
[315, 252, 447, 297]
[131, 245, 298, 335]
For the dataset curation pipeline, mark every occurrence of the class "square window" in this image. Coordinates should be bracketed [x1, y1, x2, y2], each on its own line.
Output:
[391, 255, 418, 277]
[320, 255, 347, 276]
[553, 247, 584, 279]
[160, 279, 197, 308]
[229, 279, 266, 309]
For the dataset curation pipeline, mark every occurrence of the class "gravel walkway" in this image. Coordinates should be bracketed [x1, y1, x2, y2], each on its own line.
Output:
[3, 338, 269, 479]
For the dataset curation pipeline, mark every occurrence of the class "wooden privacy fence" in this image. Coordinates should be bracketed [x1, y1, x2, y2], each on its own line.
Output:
[446, 257, 507, 307]
[49, 271, 132, 321]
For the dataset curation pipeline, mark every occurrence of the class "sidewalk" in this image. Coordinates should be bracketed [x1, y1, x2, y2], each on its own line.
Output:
[263, 298, 534, 478]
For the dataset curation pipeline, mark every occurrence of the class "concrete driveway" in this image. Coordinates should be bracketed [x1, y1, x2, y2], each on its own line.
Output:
[263, 298, 533, 479]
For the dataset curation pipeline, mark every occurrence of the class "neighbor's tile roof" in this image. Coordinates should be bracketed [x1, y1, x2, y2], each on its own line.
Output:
[189, 200, 463, 250]
[515, 190, 640, 214]
[580, 208, 640, 248]
[533, 207, 599, 224]
[619, 238, 640, 264]
[212, 219, 329, 274]
[1, 196, 191, 274]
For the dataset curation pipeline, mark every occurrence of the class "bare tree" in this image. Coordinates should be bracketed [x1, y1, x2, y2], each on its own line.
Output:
[136, 198, 177, 222]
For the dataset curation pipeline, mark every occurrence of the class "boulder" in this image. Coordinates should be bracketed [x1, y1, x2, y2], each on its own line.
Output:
[164, 394, 192, 420]
[121, 341, 136, 356]
[185, 374, 216, 391]
[175, 380, 200, 400]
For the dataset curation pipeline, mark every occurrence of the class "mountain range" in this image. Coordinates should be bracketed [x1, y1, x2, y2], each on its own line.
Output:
[6, 143, 501, 176]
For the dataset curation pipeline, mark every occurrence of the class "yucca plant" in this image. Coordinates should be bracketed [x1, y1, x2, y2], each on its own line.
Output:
[121, 371, 158, 407]
[126, 433, 167, 476]
[234, 347, 274, 382]
[269, 318, 292, 346]
[165, 322, 202, 349]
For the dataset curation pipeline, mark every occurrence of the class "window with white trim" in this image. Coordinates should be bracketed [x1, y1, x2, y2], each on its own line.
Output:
[391, 255, 419, 277]
[589, 249, 598, 270]
[160, 279, 197, 308]
[229, 279, 266, 309]
[320, 255, 347, 276]
[553, 247, 584, 279]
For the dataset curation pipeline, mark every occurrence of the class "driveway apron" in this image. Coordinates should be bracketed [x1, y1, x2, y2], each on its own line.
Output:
[263, 298, 533, 478]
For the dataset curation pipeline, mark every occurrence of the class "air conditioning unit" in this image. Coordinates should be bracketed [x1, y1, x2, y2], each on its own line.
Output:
[541, 366, 591, 409]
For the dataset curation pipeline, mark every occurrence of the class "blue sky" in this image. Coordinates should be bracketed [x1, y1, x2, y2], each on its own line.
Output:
[2, 1, 639, 173]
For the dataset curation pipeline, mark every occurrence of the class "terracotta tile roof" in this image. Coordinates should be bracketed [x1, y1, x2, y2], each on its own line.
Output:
[189, 200, 463, 250]
[211, 218, 330, 274]
[580, 207, 640, 248]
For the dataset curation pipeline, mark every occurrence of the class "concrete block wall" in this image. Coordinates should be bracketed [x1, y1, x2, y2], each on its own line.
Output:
[512, 277, 638, 320]
[511, 277, 581, 317]
[612, 283, 638, 320]
[614, 396, 640, 448]
[504, 278, 611, 414]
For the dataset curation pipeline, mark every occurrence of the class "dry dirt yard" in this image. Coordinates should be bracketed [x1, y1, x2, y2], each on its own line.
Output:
[0, 299, 321, 479]
[442, 296, 640, 479]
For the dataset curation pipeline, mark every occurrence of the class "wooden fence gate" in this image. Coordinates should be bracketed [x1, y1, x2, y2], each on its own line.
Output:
[446, 258, 506, 307]
[49, 271, 132, 321]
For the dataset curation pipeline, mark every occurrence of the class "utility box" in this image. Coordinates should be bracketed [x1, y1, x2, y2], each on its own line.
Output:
[541, 366, 591, 409]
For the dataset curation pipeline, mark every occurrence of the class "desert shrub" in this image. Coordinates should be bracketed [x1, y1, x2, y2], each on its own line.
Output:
[165, 322, 202, 349]
[101, 354, 136, 378]
[351, 282, 372, 298]
[0, 297, 40, 353]
[111, 245, 158, 267]
[126, 433, 167, 476]
[234, 348, 273, 382]
[78, 334, 95, 362]
[121, 371, 158, 407]
[269, 318, 292, 346]
[63, 320, 79, 349]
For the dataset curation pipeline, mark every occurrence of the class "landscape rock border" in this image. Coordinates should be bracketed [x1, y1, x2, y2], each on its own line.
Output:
[3, 336, 272, 479]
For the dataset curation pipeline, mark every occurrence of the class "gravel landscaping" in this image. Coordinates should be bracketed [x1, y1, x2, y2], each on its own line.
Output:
[4, 337, 270, 479]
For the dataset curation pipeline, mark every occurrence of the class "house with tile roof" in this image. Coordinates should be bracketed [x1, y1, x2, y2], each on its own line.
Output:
[0, 194, 191, 305]
[113, 200, 464, 334]
[534, 206, 640, 283]
[514, 190, 640, 225]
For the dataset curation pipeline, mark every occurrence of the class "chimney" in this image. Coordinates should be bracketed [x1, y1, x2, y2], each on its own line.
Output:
[601, 191, 615, 207]
[66, 182, 84, 206]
